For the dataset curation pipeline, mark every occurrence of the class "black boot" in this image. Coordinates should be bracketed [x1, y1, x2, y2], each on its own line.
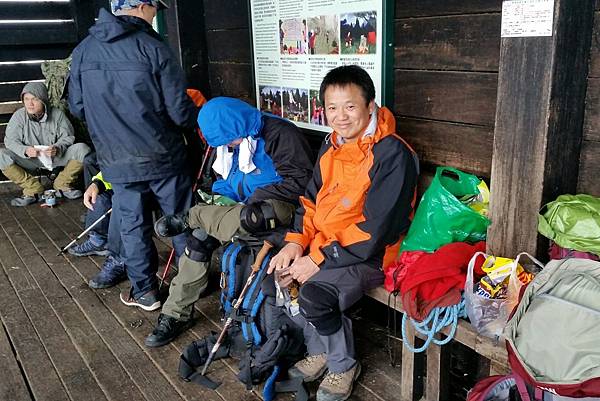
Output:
[145, 313, 193, 347]
[154, 212, 189, 237]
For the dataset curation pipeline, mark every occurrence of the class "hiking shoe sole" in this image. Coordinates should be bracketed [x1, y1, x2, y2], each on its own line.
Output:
[316, 363, 362, 401]
[119, 292, 161, 312]
[69, 248, 111, 257]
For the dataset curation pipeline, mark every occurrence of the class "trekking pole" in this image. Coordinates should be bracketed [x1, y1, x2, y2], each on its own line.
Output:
[201, 240, 274, 376]
[57, 208, 112, 255]
[158, 146, 213, 291]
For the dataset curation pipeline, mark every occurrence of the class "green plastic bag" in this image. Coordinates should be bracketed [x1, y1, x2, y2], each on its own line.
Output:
[401, 167, 491, 253]
[538, 194, 600, 255]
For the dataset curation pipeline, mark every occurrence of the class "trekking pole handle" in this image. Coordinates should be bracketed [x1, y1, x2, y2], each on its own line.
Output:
[251, 240, 273, 272]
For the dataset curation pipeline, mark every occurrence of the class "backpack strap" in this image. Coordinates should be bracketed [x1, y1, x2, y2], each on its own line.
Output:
[221, 242, 243, 314]
[240, 253, 271, 345]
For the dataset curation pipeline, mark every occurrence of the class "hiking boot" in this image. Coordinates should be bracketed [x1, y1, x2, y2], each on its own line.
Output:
[316, 362, 361, 401]
[88, 255, 126, 289]
[288, 353, 328, 382]
[145, 313, 193, 347]
[10, 194, 39, 207]
[69, 237, 110, 257]
[120, 287, 161, 311]
[154, 212, 189, 237]
[56, 189, 83, 200]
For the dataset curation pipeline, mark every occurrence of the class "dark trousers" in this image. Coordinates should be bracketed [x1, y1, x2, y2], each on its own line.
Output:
[84, 189, 122, 258]
[111, 173, 191, 298]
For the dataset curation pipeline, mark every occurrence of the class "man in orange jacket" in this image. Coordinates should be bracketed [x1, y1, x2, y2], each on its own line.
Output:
[269, 65, 419, 401]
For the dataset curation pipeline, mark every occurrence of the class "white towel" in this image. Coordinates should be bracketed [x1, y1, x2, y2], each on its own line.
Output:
[212, 137, 258, 179]
[34, 145, 53, 170]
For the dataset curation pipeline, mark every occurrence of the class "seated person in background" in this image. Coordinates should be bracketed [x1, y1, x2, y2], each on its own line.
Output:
[0, 82, 90, 206]
[68, 153, 126, 290]
[268, 65, 419, 401]
[147, 96, 314, 347]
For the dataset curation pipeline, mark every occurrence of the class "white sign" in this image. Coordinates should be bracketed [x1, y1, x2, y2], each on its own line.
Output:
[501, 0, 554, 38]
[250, 0, 384, 132]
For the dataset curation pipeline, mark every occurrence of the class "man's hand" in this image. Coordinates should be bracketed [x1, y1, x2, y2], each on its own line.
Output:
[268, 242, 303, 274]
[83, 183, 99, 210]
[25, 147, 38, 158]
[42, 146, 57, 157]
[290, 256, 319, 284]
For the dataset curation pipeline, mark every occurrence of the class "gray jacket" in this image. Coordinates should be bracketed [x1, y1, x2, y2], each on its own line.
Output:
[5, 82, 75, 158]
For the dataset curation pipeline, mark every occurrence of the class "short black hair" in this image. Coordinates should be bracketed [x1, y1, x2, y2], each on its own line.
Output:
[319, 65, 375, 106]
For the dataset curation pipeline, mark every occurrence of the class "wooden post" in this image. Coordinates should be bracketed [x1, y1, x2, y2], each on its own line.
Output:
[487, 0, 595, 257]
[162, 0, 211, 96]
[70, 0, 96, 41]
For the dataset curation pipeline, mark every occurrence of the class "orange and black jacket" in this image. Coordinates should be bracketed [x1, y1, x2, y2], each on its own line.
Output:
[285, 106, 419, 270]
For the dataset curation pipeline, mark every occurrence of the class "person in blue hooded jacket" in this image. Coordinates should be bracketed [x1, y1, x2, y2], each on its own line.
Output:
[68, 0, 197, 311]
[145, 96, 314, 347]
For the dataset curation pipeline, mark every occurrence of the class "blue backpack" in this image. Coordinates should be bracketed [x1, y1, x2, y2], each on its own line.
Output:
[179, 238, 306, 400]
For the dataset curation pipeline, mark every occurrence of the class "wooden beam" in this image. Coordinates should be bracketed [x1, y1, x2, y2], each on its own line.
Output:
[395, 14, 501, 71]
[395, 0, 502, 18]
[0, 102, 22, 115]
[394, 70, 498, 126]
[578, 140, 600, 197]
[0, 63, 44, 83]
[207, 29, 251, 63]
[488, 0, 594, 257]
[0, 1, 72, 19]
[0, 22, 77, 46]
[0, 45, 75, 63]
[204, 0, 249, 30]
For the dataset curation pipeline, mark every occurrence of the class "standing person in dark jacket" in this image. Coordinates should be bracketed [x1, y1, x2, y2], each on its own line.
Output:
[146, 97, 314, 347]
[68, 0, 197, 311]
[268, 66, 419, 401]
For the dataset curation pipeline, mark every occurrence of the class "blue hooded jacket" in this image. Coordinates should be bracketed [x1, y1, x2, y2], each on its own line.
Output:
[199, 98, 283, 203]
[68, 8, 197, 183]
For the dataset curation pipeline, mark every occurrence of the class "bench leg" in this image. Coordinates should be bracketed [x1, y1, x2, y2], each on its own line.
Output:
[401, 322, 416, 401]
[424, 343, 450, 401]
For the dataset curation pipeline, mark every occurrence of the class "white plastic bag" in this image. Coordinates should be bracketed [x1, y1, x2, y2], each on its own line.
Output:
[464, 252, 543, 339]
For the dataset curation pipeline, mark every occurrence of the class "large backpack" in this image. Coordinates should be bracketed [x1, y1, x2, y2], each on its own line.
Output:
[179, 237, 306, 399]
[504, 258, 600, 398]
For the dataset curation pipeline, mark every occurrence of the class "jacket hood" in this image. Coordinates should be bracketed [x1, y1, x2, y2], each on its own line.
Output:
[198, 97, 263, 147]
[21, 81, 49, 104]
[89, 8, 157, 42]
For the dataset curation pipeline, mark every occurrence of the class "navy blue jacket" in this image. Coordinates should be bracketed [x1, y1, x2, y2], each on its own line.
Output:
[68, 8, 196, 183]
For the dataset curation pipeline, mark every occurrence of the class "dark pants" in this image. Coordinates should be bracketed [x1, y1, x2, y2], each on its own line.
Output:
[111, 173, 191, 298]
[85, 189, 121, 258]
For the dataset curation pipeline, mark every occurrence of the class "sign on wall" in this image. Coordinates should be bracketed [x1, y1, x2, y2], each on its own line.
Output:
[249, 0, 386, 132]
[501, 0, 554, 38]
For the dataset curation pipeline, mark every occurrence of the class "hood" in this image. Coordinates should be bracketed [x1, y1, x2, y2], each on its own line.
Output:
[89, 8, 158, 42]
[198, 97, 263, 147]
[21, 81, 49, 104]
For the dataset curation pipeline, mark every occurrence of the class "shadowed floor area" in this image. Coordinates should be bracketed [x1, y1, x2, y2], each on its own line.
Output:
[0, 182, 403, 401]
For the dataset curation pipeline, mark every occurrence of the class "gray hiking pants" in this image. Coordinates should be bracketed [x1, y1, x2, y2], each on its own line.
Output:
[289, 264, 384, 373]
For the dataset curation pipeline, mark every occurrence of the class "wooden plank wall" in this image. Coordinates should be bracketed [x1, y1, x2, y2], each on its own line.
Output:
[203, 0, 255, 103]
[394, 1, 501, 179]
[580, 3, 600, 197]
[0, 0, 107, 147]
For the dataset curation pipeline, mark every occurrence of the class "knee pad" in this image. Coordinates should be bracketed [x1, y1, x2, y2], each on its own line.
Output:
[184, 229, 214, 262]
[299, 282, 342, 336]
[240, 201, 277, 234]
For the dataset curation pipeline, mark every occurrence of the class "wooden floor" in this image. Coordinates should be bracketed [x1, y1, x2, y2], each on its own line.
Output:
[0, 183, 403, 401]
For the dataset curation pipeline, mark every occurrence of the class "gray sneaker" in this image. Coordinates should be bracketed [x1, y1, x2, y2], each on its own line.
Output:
[316, 362, 361, 401]
[288, 353, 328, 382]
[57, 189, 82, 200]
[10, 194, 39, 207]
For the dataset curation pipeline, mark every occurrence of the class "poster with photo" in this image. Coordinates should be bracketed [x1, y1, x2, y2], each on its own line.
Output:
[250, 0, 385, 132]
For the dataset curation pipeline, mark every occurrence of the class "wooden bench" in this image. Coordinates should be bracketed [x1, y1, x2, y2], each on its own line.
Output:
[366, 286, 509, 401]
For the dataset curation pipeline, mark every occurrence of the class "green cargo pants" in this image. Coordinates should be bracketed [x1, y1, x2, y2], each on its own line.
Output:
[161, 199, 295, 321]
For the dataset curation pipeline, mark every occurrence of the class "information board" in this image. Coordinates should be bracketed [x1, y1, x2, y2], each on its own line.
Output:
[249, 0, 385, 132]
[501, 0, 554, 38]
